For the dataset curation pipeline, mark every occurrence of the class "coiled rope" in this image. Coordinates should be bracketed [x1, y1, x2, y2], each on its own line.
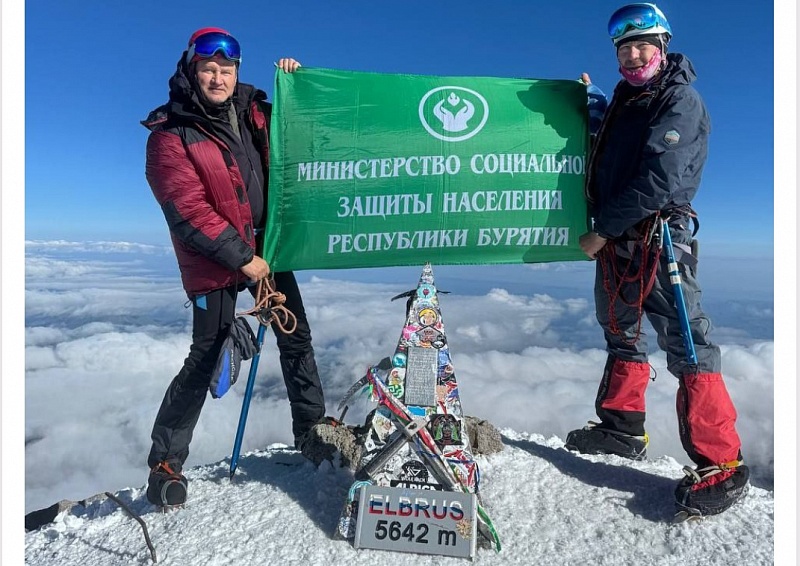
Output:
[597, 215, 662, 346]
[237, 276, 297, 334]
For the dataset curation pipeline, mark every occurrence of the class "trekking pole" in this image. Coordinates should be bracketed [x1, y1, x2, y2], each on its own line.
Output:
[660, 218, 698, 366]
[229, 322, 266, 479]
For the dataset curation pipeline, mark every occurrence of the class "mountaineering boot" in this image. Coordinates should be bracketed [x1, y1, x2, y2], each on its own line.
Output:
[146, 461, 188, 507]
[565, 422, 648, 461]
[674, 462, 749, 516]
[294, 415, 348, 459]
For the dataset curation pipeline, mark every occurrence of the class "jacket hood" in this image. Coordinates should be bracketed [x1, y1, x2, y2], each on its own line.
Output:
[662, 53, 697, 86]
[141, 55, 267, 131]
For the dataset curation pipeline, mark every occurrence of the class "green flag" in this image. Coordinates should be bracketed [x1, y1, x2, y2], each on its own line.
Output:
[264, 67, 590, 271]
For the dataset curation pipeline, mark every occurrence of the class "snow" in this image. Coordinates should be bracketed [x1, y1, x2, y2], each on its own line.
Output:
[24, 431, 774, 566]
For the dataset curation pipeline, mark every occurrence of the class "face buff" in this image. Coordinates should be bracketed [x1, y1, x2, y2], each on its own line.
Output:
[619, 47, 663, 86]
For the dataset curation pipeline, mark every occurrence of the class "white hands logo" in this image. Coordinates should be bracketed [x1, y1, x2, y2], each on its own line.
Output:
[433, 92, 476, 133]
[419, 86, 489, 142]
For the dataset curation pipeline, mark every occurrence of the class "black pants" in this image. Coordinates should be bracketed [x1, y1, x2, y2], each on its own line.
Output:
[147, 272, 325, 469]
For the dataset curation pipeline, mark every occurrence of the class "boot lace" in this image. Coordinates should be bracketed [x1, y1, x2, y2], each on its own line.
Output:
[682, 460, 742, 484]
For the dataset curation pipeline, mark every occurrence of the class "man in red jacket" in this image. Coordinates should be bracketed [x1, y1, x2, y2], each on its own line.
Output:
[141, 28, 326, 506]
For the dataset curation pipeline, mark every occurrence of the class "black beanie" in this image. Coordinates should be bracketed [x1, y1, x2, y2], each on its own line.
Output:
[616, 33, 668, 52]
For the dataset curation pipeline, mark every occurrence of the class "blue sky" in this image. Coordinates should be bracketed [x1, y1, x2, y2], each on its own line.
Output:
[3, 3, 796, 562]
[22, 0, 777, 257]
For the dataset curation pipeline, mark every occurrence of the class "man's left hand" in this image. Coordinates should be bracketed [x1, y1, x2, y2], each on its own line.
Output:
[579, 231, 608, 259]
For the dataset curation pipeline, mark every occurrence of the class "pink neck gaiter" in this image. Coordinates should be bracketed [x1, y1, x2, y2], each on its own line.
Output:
[619, 49, 663, 86]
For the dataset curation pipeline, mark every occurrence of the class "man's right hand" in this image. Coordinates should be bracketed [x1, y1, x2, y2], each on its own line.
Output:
[579, 231, 608, 260]
[240, 255, 270, 281]
[276, 58, 302, 73]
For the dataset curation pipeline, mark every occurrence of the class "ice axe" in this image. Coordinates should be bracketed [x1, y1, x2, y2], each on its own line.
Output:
[660, 218, 698, 367]
[229, 277, 295, 479]
[229, 321, 266, 479]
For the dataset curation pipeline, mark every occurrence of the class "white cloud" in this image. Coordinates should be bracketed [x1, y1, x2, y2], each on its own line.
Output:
[23, 245, 775, 515]
[25, 240, 172, 255]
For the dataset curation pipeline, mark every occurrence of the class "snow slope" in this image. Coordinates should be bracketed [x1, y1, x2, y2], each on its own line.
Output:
[25, 430, 774, 566]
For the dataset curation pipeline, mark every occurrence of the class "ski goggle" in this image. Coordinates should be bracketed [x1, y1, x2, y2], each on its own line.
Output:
[608, 4, 671, 40]
[186, 32, 241, 64]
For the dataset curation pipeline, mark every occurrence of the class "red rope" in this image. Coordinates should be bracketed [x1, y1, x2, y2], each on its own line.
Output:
[598, 217, 662, 346]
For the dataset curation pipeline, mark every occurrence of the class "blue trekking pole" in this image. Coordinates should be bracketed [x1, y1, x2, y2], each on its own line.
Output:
[660, 218, 698, 366]
[230, 322, 266, 479]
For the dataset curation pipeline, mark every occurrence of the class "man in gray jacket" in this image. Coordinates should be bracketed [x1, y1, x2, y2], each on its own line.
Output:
[565, 3, 749, 518]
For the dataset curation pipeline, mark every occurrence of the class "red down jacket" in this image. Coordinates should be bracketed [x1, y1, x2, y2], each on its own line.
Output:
[141, 60, 271, 297]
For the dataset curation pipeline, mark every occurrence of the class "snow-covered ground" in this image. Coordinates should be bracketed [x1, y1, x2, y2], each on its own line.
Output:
[24, 430, 773, 566]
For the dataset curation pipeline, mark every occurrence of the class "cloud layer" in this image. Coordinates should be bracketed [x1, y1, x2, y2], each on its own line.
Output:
[24, 242, 774, 513]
